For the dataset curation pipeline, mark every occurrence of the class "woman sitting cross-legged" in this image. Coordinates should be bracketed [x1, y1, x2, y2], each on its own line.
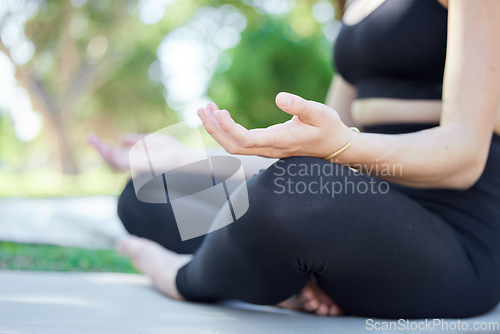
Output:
[91, 0, 500, 319]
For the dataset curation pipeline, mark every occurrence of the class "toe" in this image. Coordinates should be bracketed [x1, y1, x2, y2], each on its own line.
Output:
[329, 305, 339, 316]
[304, 298, 319, 311]
[298, 287, 314, 303]
[115, 235, 141, 256]
[329, 304, 344, 316]
[316, 303, 329, 316]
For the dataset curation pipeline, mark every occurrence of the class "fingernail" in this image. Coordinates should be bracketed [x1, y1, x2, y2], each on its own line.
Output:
[197, 109, 205, 122]
[278, 92, 291, 108]
[213, 110, 222, 122]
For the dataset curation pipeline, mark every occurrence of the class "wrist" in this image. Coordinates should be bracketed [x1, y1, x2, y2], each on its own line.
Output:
[323, 126, 361, 163]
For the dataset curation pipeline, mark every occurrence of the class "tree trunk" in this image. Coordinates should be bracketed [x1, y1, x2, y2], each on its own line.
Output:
[43, 111, 79, 174]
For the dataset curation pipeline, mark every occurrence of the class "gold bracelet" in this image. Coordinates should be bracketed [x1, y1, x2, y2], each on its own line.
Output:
[323, 127, 360, 161]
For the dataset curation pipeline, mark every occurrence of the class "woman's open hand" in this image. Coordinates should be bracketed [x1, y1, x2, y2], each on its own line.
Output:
[88, 134, 143, 171]
[88, 132, 197, 172]
[197, 92, 354, 159]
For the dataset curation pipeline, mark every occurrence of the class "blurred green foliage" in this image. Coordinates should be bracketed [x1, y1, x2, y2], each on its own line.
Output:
[0, 0, 336, 193]
[210, 15, 333, 128]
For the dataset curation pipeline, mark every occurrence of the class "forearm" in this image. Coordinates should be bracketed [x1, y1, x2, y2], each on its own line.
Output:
[325, 75, 357, 127]
[336, 123, 487, 189]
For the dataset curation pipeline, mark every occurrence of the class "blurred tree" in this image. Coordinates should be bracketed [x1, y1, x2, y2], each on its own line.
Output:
[208, 2, 334, 128]
[0, 0, 182, 173]
[0, 0, 337, 175]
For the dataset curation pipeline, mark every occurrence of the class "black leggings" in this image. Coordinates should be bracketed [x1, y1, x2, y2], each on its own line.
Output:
[118, 130, 500, 319]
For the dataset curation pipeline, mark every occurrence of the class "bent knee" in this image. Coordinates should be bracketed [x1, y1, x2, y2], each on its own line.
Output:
[117, 180, 137, 224]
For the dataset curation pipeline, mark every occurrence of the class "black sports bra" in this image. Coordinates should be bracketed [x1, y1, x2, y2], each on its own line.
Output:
[334, 0, 448, 100]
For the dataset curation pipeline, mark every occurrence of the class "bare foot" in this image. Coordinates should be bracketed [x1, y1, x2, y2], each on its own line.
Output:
[277, 276, 344, 316]
[116, 235, 192, 300]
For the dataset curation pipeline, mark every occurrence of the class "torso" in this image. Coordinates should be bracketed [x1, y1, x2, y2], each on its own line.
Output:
[342, 0, 500, 135]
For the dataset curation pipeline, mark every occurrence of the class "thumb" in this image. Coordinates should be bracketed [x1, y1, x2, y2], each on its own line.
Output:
[275, 92, 330, 126]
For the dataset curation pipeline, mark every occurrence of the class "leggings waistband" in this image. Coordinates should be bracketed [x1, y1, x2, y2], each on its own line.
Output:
[362, 123, 500, 143]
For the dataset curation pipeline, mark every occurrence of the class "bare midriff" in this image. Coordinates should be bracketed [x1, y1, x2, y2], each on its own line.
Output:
[351, 98, 500, 136]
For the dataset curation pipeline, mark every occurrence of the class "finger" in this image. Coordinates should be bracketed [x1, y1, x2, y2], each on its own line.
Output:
[275, 92, 332, 126]
[207, 102, 219, 113]
[214, 109, 292, 149]
[199, 108, 292, 158]
[120, 133, 144, 146]
[87, 134, 100, 147]
[88, 135, 111, 158]
[88, 134, 127, 169]
[198, 107, 247, 155]
[213, 109, 261, 148]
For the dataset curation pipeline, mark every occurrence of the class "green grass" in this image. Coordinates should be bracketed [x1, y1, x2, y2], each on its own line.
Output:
[0, 241, 138, 273]
[0, 168, 138, 273]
